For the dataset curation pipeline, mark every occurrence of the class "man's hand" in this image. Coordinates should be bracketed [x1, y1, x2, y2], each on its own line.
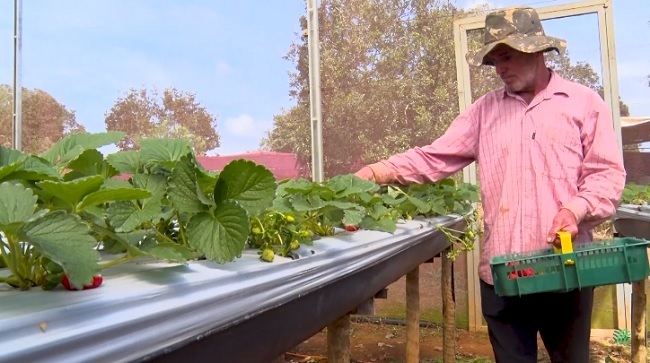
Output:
[546, 208, 579, 247]
[354, 166, 376, 182]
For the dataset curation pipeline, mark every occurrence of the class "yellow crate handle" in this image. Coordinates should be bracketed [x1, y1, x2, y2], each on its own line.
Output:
[553, 231, 575, 265]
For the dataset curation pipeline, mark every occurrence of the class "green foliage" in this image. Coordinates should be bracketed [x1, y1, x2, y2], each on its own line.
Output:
[0, 182, 100, 290]
[0, 132, 481, 290]
[622, 183, 650, 205]
[612, 328, 631, 345]
[389, 181, 482, 259]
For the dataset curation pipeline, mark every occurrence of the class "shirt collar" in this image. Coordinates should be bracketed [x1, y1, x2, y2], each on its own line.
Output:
[500, 69, 571, 100]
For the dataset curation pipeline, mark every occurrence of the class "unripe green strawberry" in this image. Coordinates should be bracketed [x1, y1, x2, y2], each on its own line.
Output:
[290, 240, 300, 250]
[252, 226, 262, 235]
[299, 229, 313, 238]
[261, 248, 275, 262]
[285, 215, 295, 223]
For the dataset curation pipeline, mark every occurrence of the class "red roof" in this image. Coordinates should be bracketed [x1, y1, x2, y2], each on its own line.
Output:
[197, 152, 308, 180]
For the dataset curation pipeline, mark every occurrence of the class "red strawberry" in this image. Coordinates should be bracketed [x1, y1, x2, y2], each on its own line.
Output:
[61, 274, 103, 291]
[344, 225, 359, 232]
[527, 268, 534, 276]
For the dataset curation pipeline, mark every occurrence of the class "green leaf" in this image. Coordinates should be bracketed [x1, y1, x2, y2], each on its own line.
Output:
[0, 147, 59, 182]
[38, 175, 105, 207]
[100, 231, 147, 255]
[143, 242, 198, 262]
[168, 155, 210, 214]
[139, 138, 192, 164]
[291, 194, 324, 212]
[40, 131, 125, 167]
[0, 147, 25, 181]
[342, 208, 364, 226]
[429, 197, 448, 216]
[0, 145, 26, 166]
[103, 178, 133, 189]
[19, 211, 101, 289]
[106, 150, 141, 174]
[196, 168, 219, 202]
[361, 216, 397, 233]
[66, 149, 119, 178]
[187, 201, 249, 263]
[0, 182, 38, 226]
[276, 178, 312, 197]
[213, 159, 276, 216]
[325, 200, 359, 210]
[326, 174, 379, 197]
[106, 199, 162, 233]
[368, 203, 390, 220]
[132, 173, 168, 199]
[78, 188, 152, 211]
[9, 155, 60, 181]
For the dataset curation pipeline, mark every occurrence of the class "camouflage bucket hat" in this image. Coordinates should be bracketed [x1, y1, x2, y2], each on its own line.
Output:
[466, 6, 567, 67]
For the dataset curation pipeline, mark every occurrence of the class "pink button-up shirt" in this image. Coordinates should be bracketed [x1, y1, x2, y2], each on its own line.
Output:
[371, 71, 626, 284]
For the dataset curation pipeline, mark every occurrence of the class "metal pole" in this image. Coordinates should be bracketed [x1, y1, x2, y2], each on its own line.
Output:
[306, 0, 323, 182]
[12, 0, 23, 151]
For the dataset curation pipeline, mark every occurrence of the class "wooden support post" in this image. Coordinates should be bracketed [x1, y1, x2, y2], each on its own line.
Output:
[631, 280, 647, 363]
[327, 314, 351, 363]
[406, 266, 420, 363]
[442, 246, 456, 363]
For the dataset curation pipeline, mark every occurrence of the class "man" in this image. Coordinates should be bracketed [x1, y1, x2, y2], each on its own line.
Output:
[355, 6, 626, 363]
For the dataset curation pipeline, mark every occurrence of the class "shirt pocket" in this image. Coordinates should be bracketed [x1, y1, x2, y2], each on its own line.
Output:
[533, 121, 583, 181]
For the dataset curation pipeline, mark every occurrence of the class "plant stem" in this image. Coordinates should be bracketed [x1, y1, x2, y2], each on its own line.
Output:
[100, 254, 133, 270]
[6, 237, 28, 288]
[174, 212, 189, 247]
[153, 228, 178, 245]
[253, 216, 265, 234]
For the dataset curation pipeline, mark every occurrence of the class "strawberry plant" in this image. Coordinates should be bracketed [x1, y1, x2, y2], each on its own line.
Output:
[271, 174, 402, 237]
[0, 131, 482, 290]
[622, 183, 650, 206]
[0, 182, 101, 290]
[248, 210, 312, 261]
[386, 181, 481, 260]
[0, 132, 277, 289]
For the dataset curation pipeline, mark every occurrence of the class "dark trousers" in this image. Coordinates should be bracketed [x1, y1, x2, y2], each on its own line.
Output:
[480, 280, 594, 363]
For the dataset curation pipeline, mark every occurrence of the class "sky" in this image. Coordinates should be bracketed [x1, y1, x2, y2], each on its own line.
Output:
[0, 0, 648, 155]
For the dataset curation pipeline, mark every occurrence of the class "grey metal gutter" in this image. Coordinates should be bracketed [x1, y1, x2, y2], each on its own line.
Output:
[614, 204, 650, 240]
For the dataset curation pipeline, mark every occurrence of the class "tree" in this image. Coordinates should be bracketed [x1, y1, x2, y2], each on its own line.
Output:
[263, 0, 627, 178]
[0, 85, 85, 153]
[105, 87, 220, 155]
[263, 0, 465, 176]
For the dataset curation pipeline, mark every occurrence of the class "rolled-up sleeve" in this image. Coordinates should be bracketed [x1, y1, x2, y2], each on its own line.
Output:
[368, 104, 480, 184]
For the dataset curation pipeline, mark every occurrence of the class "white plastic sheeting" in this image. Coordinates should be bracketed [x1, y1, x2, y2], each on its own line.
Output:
[0, 215, 459, 363]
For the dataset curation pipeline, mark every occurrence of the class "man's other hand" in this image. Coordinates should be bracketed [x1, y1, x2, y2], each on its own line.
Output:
[546, 208, 579, 247]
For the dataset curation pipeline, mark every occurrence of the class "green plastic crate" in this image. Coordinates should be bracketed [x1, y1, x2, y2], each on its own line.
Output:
[490, 237, 650, 297]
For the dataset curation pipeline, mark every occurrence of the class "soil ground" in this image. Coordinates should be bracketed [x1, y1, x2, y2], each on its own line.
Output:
[283, 321, 630, 362]
[280, 260, 633, 363]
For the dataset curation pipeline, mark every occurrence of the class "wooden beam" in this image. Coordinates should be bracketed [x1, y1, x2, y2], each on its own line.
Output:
[406, 266, 420, 363]
[631, 280, 647, 363]
[442, 247, 456, 362]
[327, 315, 351, 363]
